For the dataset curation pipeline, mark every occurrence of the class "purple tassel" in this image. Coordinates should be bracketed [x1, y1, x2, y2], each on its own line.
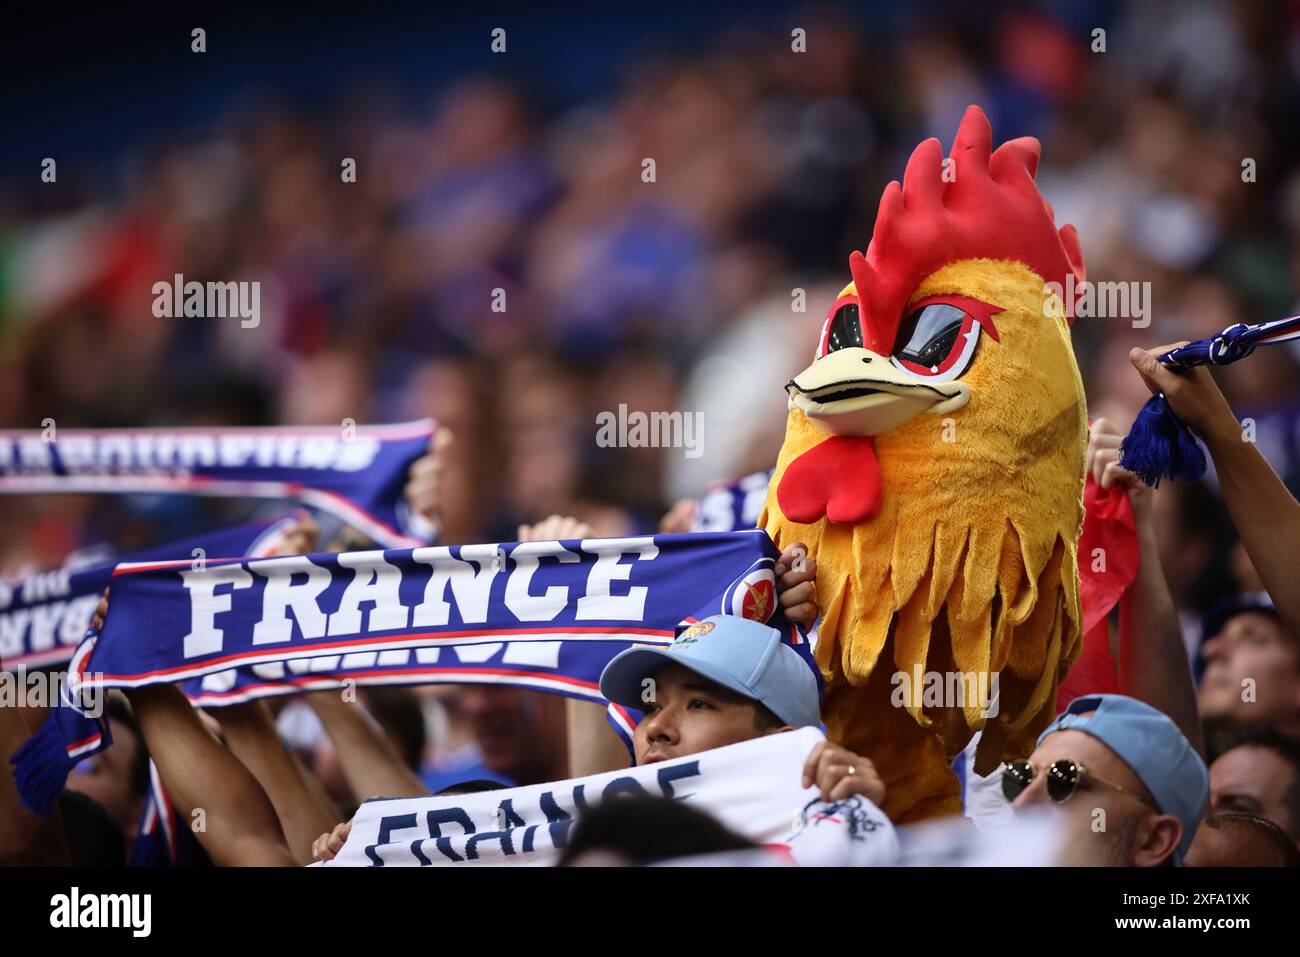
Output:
[10, 715, 74, 818]
[1119, 394, 1208, 488]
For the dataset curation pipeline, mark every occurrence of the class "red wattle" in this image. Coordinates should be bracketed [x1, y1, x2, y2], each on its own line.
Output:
[776, 435, 882, 525]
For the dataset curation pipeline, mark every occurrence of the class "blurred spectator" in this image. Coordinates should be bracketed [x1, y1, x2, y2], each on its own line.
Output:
[1198, 595, 1300, 744]
[421, 686, 569, 791]
[1206, 726, 1300, 846]
[1184, 812, 1300, 867]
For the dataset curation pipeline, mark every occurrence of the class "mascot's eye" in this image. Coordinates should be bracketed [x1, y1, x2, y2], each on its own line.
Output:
[889, 301, 984, 382]
[821, 301, 863, 356]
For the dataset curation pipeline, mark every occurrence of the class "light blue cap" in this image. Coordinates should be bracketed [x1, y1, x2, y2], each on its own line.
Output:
[1038, 694, 1208, 864]
[599, 615, 820, 729]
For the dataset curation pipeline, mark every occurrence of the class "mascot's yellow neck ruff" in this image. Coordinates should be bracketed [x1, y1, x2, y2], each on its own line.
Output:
[761, 258, 1087, 742]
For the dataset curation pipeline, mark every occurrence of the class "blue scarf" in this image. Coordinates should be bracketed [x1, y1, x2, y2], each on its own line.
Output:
[0, 421, 437, 546]
[1, 515, 300, 671]
[13, 530, 812, 814]
[692, 469, 773, 532]
[5, 515, 302, 815]
[1120, 315, 1300, 486]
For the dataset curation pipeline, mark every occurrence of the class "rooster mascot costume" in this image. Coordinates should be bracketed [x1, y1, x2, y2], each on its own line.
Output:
[761, 105, 1089, 823]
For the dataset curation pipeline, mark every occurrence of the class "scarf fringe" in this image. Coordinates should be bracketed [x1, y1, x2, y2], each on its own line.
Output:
[1119, 394, 1207, 487]
[10, 714, 74, 818]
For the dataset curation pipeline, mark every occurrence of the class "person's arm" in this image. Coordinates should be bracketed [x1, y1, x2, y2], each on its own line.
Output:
[307, 691, 430, 800]
[0, 674, 69, 864]
[1091, 418, 1204, 757]
[1131, 346, 1300, 635]
[198, 512, 340, 862]
[127, 684, 293, 867]
[83, 586, 293, 867]
[213, 700, 340, 865]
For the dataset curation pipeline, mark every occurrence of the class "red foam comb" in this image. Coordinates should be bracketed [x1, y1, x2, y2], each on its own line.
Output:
[848, 105, 1086, 353]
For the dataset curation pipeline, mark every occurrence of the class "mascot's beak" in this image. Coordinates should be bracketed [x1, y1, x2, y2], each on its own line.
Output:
[786, 347, 969, 436]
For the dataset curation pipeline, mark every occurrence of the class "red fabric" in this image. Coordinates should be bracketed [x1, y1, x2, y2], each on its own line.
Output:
[776, 435, 881, 525]
[1057, 476, 1139, 708]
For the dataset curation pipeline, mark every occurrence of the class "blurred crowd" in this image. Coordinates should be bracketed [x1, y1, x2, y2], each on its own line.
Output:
[1, 0, 1300, 857]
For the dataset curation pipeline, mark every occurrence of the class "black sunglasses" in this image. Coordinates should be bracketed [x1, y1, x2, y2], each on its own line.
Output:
[1001, 758, 1156, 808]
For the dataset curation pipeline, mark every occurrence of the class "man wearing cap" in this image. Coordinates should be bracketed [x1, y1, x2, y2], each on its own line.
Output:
[1003, 694, 1208, 866]
[600, 614, 886, 807]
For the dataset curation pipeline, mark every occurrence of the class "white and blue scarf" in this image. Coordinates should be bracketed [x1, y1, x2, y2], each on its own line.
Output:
[324, 727, 896, 867]
[0, 515, 298, 671]
[691, 469, 772, 532]
[12, 530, 813, 815]
[0, 421, 437, 546]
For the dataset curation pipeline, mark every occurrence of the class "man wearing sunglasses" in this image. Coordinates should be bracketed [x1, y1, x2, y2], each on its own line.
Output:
[1003, 694, 1208, 866]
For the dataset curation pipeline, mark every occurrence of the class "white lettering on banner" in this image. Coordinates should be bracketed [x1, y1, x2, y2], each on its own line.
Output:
[27, 602, 65, 652]
[250, 557, 332, 645]
[0, 432, 387, 477]
[191, 640, 569, 698]
[181, 565, 254, 658]
[21, 436, 52, 469]
[453, 643, 502, 663]
[501, 641, 562, 668]
[574, 537, 657, 620]
[174, 539, 673, 660]
[325, 727, 900, 867]
[328, 552, 410, 636]
[333, 437, 382, 472]
[504, 542, 579, 622]
[0, 595, 98, 660]
[217, 435, 256, 467]
[21, 570, 71, 603]
[61, 594, 100, 644]
[410, 544, 499, 626]
[58, 435, 96, 470]
[0, 609, 30, 658]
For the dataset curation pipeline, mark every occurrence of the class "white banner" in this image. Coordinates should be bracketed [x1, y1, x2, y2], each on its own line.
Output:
[325, 727, 898, 867]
